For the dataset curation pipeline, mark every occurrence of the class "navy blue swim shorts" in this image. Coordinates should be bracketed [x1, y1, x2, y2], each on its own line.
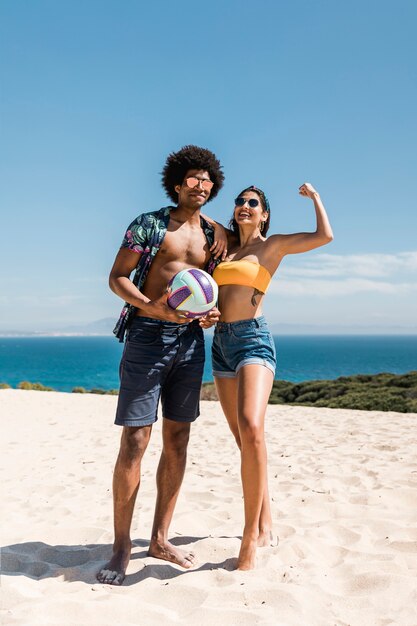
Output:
[115, 316, 205, 427]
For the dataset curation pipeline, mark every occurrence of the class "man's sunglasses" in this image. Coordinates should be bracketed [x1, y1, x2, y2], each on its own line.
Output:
[235, 197, 260, 208]
[185, 177, 214, 192]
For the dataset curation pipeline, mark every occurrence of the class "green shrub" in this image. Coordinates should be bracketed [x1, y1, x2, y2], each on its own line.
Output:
[73, 387, 118, 395]
[268, 395, 286, 405]
[407, 399, 417, 412]
[325, 391, 408, 412]
[295, 391, 319, 403]
[17, 381, 54, 391]
[268, 371, 417, 412]
[388, 372, 417, 388]
[0, 382, 11, 389]
[326, 386, 347, 399]
[200, 383, 218, 401]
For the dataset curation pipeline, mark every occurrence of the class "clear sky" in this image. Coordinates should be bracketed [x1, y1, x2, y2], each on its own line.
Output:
[1, 0, 416, 333]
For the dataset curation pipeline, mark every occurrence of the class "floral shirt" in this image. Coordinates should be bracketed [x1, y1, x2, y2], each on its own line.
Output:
[113, 206, 217, 341]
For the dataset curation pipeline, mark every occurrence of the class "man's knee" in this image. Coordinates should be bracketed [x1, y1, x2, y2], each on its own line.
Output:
[162, 420, 191, 456]
[119, 425, 152, 462]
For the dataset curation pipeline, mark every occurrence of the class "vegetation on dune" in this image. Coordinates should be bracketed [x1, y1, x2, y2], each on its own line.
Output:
[3, 372, 416, 412]
[17, 381, 54, 391]
[0, 382, 118, 395]
[201, 371, 417, 413]
[72, 387, 118, 395]
[198, 383, 218, 401]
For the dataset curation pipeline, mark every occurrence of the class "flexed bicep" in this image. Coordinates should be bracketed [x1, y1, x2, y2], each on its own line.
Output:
[268, 184, 333, 257]
[272, 231, 330, 255]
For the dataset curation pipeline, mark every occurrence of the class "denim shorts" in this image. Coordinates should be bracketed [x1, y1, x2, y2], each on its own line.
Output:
[115, 316, 205, 427]
[212, 316, 276, 378]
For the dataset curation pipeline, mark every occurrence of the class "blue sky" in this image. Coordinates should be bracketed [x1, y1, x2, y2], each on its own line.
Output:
[1, 0, 416, 333]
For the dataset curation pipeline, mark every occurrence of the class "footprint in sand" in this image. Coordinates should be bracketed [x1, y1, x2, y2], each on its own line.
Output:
[38, 547, 91, 566]
[346, 572, 391, 595]
[389, 540, 417, 553]
[326, 525, 362, 546]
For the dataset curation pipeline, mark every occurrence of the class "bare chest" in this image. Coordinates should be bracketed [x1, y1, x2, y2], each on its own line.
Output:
[158, 224, 210, 266]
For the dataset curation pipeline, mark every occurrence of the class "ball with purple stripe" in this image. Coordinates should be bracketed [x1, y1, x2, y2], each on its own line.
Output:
[167, 268, 218, 318]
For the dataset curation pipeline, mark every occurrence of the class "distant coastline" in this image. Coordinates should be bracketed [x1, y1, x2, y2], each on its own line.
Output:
[0, 316, 416, 337]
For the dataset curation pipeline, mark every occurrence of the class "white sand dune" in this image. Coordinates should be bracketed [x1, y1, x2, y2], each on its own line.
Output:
[1, 389, 417, 626]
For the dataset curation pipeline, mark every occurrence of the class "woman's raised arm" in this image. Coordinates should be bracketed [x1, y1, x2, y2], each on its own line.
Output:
[268, 183, 333, 256]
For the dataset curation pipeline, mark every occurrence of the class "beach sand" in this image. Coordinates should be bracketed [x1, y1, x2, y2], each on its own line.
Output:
[1, 389, 416, 626]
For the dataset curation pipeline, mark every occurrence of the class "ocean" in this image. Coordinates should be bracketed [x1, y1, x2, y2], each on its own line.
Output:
[0, 335, 416, 393]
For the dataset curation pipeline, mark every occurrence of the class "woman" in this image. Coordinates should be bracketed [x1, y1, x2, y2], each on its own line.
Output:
[212, 182, 333, 570]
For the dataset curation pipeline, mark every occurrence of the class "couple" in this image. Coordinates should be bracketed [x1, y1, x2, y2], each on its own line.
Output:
[97, 145, 333, 584]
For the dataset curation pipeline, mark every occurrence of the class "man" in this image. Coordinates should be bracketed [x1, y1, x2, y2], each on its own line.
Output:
[97, 145, 225, 585]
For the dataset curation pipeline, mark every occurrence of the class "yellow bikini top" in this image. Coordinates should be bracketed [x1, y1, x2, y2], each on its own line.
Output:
[212, 260, 272, 293]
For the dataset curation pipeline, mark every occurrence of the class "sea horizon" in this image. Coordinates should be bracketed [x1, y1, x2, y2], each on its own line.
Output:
[1, 316, 415, 338]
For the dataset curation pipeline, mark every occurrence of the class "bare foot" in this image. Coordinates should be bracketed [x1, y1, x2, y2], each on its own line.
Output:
[148, 538, 196, 568]
[237, 536, 258, 571]
[257, 529, 275, 547]
[96, 544, 131, 585]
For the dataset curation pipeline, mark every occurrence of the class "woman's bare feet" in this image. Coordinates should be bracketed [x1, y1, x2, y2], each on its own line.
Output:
[257, 529, 274, 547]
[148, 538, 196, 568]
[96, 543, 131, 585]
[237, 534, 258, 570]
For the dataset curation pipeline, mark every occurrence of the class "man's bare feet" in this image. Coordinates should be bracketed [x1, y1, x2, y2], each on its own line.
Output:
[96, 544, 131, 585]
[148, 538, 196, 568]
[237, 535, 258, 570]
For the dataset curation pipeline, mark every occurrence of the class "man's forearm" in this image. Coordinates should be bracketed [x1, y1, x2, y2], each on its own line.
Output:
[109, 276, 151, 309]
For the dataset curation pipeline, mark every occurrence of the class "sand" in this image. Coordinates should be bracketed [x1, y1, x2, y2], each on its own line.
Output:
[1, 389, 416, 626]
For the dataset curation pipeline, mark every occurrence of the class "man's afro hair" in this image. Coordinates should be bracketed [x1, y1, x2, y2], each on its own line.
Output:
[161, 145, 224, 204]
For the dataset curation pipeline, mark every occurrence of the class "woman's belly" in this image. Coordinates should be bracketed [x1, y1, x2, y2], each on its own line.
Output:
[217, 284, 264, 322]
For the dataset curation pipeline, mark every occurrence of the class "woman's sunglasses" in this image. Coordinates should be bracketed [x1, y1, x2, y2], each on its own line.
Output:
[235, 197, 260, 208]
[185, 177, 214, 192]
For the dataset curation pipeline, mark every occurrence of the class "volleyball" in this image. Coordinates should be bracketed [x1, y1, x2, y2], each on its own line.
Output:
[167, 268, 218, 318]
